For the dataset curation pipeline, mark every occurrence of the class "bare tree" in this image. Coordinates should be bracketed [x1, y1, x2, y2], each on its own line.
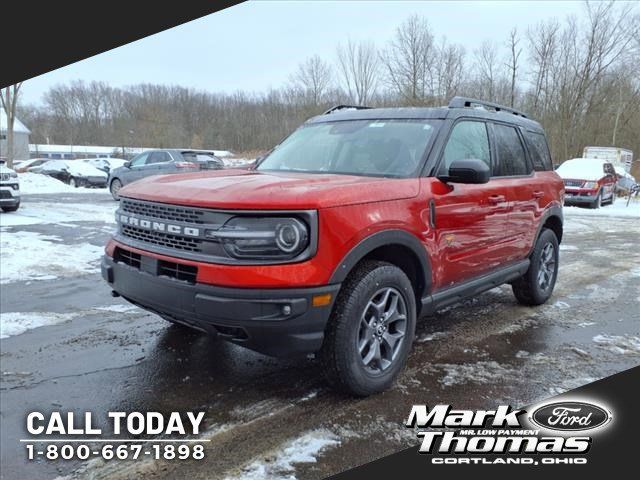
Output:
[434, 41, 465, 102]
[381, 15, 435, 105]
[505, 28, 522, 107]
[527, 19, 560, 113]
[474, 40, 500, 101]
[290, 55, 333, 106]
[336, 40, 380, 105]
[1, 83, 24, 168]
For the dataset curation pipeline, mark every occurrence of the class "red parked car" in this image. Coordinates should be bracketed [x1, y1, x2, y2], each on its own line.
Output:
[102, 97, 564, 395]
[556, 157, 617, 208]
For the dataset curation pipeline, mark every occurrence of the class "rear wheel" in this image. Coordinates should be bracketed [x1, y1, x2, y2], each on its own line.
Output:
[320, 261, 416, 396]
[512, 228, 559, 306]
[110, 179, 122, 200]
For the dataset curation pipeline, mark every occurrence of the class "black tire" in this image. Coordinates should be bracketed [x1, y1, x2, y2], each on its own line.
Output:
[110, 178, 122, 200]
[69, 177, 79, 188]
[1, 202, 20, 212]
[320, 260, 416, 396]
[512, 228, 559, 306]
[591, 190, 602, 209]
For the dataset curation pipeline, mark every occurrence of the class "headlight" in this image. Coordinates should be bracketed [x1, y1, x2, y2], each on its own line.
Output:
[584, 181, 598, 189]
[209, 217, 310, 260]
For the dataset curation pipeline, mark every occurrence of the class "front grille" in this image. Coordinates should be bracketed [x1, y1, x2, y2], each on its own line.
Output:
[114, 248, 141, 268]
[564, 179, 584, 187]
[122, 225, 203, 252]
[158, 260, 198, 284]
[121, 199, 206, 224]
[0, 190, 12, 199]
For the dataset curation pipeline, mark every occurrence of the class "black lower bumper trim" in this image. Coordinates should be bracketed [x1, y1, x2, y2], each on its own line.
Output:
[102, 255, 340, 357]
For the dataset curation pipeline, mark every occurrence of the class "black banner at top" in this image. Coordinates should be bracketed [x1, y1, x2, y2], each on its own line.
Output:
[0, 1, 245, 88]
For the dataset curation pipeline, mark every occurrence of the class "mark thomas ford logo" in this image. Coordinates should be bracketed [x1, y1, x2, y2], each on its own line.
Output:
[118, 214, 201, 237]
[530, 401, 612, 432]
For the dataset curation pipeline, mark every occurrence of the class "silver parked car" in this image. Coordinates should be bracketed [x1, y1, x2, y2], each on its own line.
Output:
[108, 150, 225, 200]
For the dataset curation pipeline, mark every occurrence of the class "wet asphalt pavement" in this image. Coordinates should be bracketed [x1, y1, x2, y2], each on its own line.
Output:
[1, 193, 639, 480]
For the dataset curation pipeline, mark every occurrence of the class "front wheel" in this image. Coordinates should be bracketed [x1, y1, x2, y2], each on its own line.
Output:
[110, 179, 122, 200]
[69, 177, 79, 188]
[591, 191, 602, 208]
[512, 228, 559, 306]
[320, 261, 416, 396]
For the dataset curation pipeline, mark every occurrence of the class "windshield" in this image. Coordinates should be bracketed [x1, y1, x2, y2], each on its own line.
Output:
[257, 119, 439, 177]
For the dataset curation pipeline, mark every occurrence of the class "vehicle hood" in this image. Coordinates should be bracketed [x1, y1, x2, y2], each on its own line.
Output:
[557, 158, 607, 182]
[118, 169, 419, 209]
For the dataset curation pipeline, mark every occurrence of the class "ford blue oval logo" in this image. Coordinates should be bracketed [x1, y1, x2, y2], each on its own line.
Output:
[530, 401, 611, 431]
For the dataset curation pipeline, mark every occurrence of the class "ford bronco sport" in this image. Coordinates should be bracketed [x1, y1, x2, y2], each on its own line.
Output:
[102, 97, 564, 396]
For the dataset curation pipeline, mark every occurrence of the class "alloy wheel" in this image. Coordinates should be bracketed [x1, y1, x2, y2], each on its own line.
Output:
[357, 287, 408, 373]
[537, 243, 556, 291]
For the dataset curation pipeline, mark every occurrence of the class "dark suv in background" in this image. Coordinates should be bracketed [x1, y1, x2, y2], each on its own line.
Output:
[109, 149, 224, 199]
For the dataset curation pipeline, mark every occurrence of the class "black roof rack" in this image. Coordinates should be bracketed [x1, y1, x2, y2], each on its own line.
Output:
[322, 104, 372, 115]
[448, 96, 528, 119]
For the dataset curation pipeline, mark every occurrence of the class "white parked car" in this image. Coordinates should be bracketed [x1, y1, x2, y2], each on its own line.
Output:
[0, 160, 20, 212]
[30, 160, 108, 188]
[81, 157, 128, 173]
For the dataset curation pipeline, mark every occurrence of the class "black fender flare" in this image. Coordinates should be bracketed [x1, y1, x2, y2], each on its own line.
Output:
[530, 205, 563, 255]
[329, 229, 432, 297]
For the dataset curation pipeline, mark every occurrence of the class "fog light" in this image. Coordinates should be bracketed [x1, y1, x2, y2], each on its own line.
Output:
[282, 305, 292, 315]
[312, 293, 332, 307]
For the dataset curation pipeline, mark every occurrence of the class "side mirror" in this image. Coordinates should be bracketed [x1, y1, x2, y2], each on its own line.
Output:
[439, 158, 490, 184]
[124, 161, 131, 168]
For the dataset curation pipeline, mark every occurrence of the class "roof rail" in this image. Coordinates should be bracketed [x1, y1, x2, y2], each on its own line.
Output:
[322, 104, 372, 115]
[448, 96, 528, 119]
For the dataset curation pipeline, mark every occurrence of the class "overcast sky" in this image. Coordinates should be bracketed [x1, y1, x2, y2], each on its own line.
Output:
[21, 0, 590, 105]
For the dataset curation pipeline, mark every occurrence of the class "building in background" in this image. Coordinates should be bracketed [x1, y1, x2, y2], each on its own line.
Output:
[28, 144, 233, 160]
[28, 144, 146, 160]
[0, 108, 31, 161]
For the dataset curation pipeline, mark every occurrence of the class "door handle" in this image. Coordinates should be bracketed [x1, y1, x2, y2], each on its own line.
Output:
[488, 195, 506, 204]
[533, 191, 544, 198]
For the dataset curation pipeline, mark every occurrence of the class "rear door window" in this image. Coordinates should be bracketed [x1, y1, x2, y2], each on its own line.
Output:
[524, 131, 552, 171]
[147, 151, 172, 164]
[492, 124, 530, 176]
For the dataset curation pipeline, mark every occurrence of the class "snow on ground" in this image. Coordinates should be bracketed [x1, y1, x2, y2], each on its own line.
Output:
[564, 197, 640, 218]
[93, 304, 139, 313]
[592, 334, 640, 355]
[0, 304, 140, 339]
[0, 201, 116, 227]
[225, 430, 340, 480]
[18, 173, 105, 195]
[434, 361, 515, 387]
[224, 157, 255, 168]
[0, 230, 104, 284]
[0, 311, 80, 339]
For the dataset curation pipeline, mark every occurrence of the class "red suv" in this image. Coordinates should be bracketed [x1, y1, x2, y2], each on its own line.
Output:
[102, 97, 564, 396]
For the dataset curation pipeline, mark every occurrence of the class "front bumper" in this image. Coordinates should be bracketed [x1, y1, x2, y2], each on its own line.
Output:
[101, 255, 340, 357]
[84, 178, 107, 187]
[0, 185, 20, 205]
[564, 192, 598, 205]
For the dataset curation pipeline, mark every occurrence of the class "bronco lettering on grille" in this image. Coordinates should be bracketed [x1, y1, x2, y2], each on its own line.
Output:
[118, 214, 200, 237]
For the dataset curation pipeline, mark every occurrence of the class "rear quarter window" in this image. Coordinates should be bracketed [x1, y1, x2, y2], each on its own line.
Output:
[524, 131, 552, 171]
